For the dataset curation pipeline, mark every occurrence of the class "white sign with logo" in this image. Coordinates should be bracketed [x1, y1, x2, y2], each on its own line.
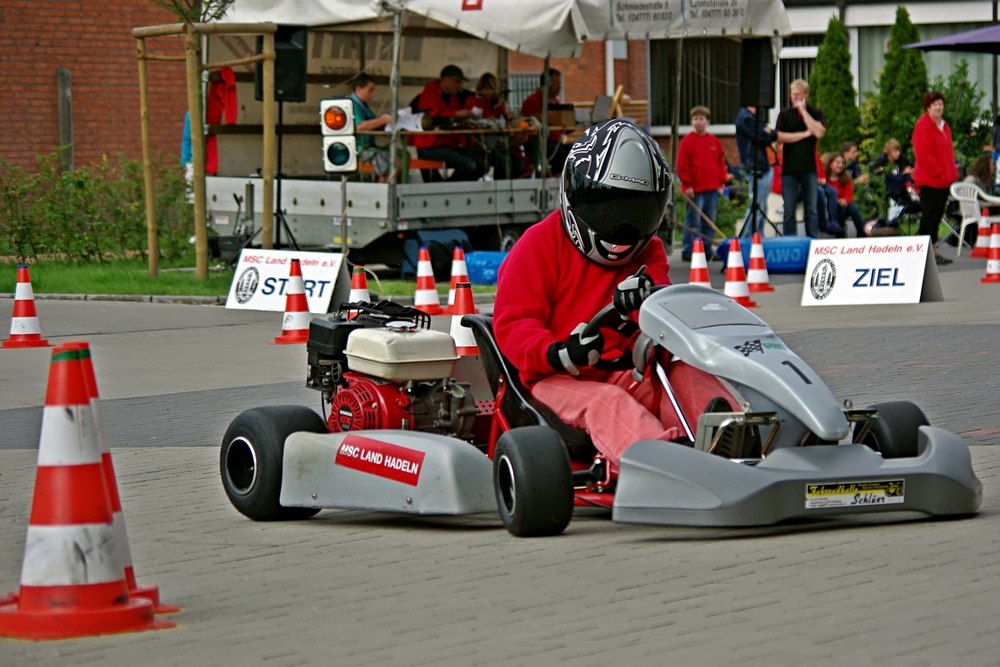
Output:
[226, 249, 349, 313]
[801, 236, 943, 306]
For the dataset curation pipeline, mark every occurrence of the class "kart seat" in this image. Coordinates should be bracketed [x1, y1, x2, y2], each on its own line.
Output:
[462, 314, 597, 460]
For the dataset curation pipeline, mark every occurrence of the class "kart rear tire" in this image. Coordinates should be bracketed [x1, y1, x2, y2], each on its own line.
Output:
[493, 426, 574, 537]
[855, 401, 930, 459]
[221, 405, 327, 521]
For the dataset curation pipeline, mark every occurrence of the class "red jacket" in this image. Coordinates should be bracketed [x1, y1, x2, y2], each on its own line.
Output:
[912, 113, 958, 189]
[412, 79, 466, 150]
[520, 89, 560, 141]
[493, 211, 671, 388]
[676, 132, 728, 193]
[464, 94, 508, 120]
[829, 177, 854, 204]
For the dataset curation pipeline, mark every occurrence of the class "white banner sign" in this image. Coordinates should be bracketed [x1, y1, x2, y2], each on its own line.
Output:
[226, 249, 347, 313]
[801, 236, 943, 306]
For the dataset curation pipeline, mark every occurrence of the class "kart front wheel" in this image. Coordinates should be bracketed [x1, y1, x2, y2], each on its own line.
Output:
[855, 401, 930, 459]
[221, 406, 328, 521]
[493, 426, 573, 537]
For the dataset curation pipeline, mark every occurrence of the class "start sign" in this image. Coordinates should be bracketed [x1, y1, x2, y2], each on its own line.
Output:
[800, 236, 943, 306]
[226, 249, 349, 313]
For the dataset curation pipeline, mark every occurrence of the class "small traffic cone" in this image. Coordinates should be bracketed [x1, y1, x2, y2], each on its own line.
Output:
[413, 246, 443, 315]
[0, 346, 169, 640]
[446, 246, 477, 314]
[348, 265, 370, 303]
[971, 217, 992, 258]
[746, 233, 775, 293]
[688, 239, 712, 288]
[62, 341, 179, 615]
[981, 223, 1000, 284]
[449, 283, 479, 356]
[2, 264, 51, 349]
[272, 259, 311, 344]
[723, 238, 757, 308]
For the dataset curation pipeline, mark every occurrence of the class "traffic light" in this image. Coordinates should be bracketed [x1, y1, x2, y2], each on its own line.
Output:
[320, 98, 357, 173]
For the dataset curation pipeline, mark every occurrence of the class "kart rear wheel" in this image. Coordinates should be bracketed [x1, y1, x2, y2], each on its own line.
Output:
[221, 405, 327, 521]
[854, 401, 930, 459]
[493, 426, 574, 537]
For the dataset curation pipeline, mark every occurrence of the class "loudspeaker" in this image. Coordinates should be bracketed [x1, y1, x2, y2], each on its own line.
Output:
[740, 39, 776, 108]
[255, 25, 308, 103]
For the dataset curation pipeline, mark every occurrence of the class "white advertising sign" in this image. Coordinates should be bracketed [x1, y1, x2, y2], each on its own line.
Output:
[800, 236, 943, 306]
[226, 249, 348, 313]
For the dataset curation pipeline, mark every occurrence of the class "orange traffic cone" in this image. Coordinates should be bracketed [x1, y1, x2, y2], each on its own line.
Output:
[413, 246, 443, 315]
[446, 246, 477, 314]
[2, 264, 51, 349]
[0, 346, 169, 640]
[688, 239, 712, 288]
[62, 341, 179, 615]
[348, 265, 370, 303]
[272, 259, 311, 344]
[971, 215, 992, 258]
[981, 223, 1000, 284]
[747, 233, 775, 293]
[449, 283, 479, 356]
[723, 238, 757, 308]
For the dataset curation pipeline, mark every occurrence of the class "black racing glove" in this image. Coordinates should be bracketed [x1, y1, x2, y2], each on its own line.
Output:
[546, 323, 604, 376]
[613, 265, 653, 316]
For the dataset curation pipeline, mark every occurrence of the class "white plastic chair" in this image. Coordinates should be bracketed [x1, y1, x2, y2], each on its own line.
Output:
[947, 182, 1000, 256]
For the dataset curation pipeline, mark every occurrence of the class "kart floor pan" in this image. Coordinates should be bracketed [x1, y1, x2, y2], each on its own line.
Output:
[613, 427, 982, 527]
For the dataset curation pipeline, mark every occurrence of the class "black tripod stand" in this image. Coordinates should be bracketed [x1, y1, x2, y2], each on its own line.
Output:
[737, 108, 778, 239]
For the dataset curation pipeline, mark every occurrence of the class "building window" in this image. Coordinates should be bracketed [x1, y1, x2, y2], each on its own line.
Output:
[507, 73, 538, 116]
[649, 38, 741, 126]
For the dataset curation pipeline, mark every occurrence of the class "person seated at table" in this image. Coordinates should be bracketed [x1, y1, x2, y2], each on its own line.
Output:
[350, 73, 394, 179]
[464, 73, 524, 180]
[412, 64, 487, 182]
[520, 68, 570, 175]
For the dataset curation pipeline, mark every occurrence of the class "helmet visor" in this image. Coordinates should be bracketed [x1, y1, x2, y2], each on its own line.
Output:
[567, 184, 668, 245]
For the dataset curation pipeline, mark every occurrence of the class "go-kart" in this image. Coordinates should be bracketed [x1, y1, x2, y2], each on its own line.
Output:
[220, 286, 982, 537]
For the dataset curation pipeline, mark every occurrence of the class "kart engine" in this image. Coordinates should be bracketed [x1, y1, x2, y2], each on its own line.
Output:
[306, 302, 478, 440]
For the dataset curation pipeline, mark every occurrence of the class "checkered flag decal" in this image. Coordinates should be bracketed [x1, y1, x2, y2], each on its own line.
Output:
[734, 339, 763, 357]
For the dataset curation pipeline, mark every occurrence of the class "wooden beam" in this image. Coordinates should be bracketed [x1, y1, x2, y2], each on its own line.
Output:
[137, 37, 159, 278]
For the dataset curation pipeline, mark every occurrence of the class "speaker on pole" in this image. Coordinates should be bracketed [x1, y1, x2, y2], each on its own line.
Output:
[255, 25, 308, 103]
[740, 39, 776, 109]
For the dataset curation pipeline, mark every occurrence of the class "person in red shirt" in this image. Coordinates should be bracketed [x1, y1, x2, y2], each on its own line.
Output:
[413, 64, 486, 181]
[520, 68, 569, 175]
[464, 72, 523, 179]
[822, 152, 865, 237]
[912, 90, 959, 265]
[493, 120, 733, 466]
[677, 106, 730, 260]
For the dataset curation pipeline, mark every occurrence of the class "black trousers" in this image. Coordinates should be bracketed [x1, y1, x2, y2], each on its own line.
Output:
[918, 185, 948, 244]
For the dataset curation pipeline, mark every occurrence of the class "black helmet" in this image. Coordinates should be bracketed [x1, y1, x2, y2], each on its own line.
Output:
[560, 119, 672, 267]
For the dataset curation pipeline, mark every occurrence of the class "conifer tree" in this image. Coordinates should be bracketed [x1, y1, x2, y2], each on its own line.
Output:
[809, 17, 861, 154]
[873, 7, 928, 155]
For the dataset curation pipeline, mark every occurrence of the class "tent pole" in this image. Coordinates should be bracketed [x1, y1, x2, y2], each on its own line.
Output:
[387, 8, 403, 232]
[671, 38, 682, 170]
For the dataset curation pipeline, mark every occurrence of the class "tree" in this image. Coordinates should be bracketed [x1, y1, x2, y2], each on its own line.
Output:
[932, 59, 993, 169]
[150, 0, 234, 23]
[809, 17, 861, 154]
[873, 7, 928, 155]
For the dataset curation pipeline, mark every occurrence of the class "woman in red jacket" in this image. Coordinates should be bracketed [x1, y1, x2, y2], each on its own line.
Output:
[911, 90, 958, 265]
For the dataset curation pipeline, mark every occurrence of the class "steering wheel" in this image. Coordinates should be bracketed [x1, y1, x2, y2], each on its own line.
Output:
[580, 303, 638, 371]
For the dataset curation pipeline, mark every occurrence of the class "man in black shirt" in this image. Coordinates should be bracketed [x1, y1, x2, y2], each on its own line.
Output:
[776, 79, 826, 237]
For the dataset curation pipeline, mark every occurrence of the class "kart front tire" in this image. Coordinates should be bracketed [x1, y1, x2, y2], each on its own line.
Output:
[855, 401, 930, 459]
[494, 426, 573, 537]
[221, 406, 327, 521]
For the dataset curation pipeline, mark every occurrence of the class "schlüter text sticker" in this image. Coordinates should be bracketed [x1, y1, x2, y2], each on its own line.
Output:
[334, 434, 426, 486]
[805, 480, 904, 509]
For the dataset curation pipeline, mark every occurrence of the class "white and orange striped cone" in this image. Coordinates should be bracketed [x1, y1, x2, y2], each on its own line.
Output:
[687, 239, 712, 288]
[981, 223, 1000, 284]
[348, 265, 370, 304]
[723, 238, 757, 308]
[746, 233, 775, 293]
[413, 246, 443, 315]
[449, 283, 479, 356]
[272, 259, 311, 344]
[63, 341, 179, 615]
[2, 264, 51, 349]
[0, 346, 170, 640]
[446, 246, 477, 314]
[971, 216, 992, 259]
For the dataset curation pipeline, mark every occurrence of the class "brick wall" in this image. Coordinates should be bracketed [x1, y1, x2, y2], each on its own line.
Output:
[1, 1, 187, 171]
[508, 42, 607, 106]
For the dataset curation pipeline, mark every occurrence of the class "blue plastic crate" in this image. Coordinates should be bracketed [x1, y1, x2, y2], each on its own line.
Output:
[715, 236, 811, 274]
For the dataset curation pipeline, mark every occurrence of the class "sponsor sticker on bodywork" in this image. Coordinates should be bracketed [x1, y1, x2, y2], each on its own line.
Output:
[335, 434, 426, 486]
[805, 480, 904, 509]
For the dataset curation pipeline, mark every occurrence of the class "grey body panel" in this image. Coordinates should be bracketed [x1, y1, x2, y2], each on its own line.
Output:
[613, 427, 982, 527]
[281, 430, 494, 515]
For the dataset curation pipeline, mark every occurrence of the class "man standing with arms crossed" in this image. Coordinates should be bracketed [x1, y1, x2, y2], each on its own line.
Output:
[776, 79, 826, 237]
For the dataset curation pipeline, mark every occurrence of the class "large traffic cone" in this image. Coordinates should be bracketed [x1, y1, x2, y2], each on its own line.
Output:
[62, 341, 179, 615]
[272, 259, 311, 344]
[413, 246, 443, 315]
[2, 264, 51, 349]
[981, 223, 1000, 284]
[0, 346, 170, 640]
[688, 239, 712, 288]
[723, 238, 757, 308]
[746, 233, 775, 293]
[449, 283, 479, 356]
[446, 246, 477, 314]
[348, 265, 370, 303]
[971, 216, 993, 258]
